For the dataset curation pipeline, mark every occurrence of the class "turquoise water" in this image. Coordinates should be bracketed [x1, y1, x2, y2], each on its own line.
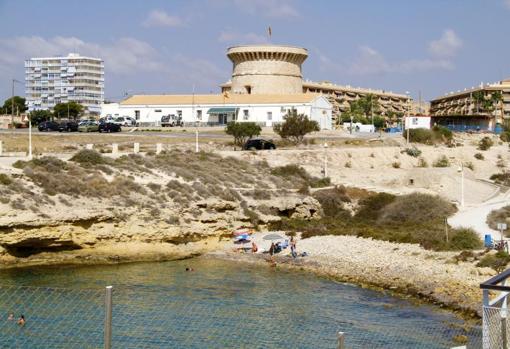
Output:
[0, 258, 480, 348]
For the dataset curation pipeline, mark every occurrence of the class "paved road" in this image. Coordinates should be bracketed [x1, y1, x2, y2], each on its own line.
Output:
[448, 190, 510, 240]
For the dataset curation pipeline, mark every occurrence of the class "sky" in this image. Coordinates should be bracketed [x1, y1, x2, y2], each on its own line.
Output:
[0, 0, 509, 102]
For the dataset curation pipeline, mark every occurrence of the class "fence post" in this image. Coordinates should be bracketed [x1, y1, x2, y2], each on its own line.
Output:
[156, 143, 163, 154]
[337, 332, 345, 349]
[133, 142, 139, 154]
[112, 143, 118, 154]
[86, 144, 94, 150]
[104, 286, 113, 349]
[0, 140, 3, 156]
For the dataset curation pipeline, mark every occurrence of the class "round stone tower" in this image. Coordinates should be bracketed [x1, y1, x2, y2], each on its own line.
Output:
[226, 45, 308, 95]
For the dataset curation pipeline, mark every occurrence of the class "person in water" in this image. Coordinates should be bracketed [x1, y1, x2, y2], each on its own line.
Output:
[7, 312, 14, 321]
[269, 242, 275, 256]
[17, 315, 25, 326]
[185, 267, 194, 272]
[251, 242, 258, 253]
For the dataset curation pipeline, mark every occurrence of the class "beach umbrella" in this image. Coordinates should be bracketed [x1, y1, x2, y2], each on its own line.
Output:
[263, 233, 284, 241]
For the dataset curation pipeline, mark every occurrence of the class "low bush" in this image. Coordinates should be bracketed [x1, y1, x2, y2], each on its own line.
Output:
[478, 137, 494, 151]
[70, 149, 107, 166]
[417, 157, 428, 168]
[392, 161, 401, 169]
[500, 131, 510, 143]
[404, 147, 422, 157]
[407, 126, 452, 145]
[270, 164, 329, 188]
[378, 193, 457, 224]
[464, 161, 475, 171]
[448, 228, 483, 250]
[312, 186, 351, 217]
[490, 172, 510, 186]
[474, 153, 484, 160]
[477, 251, 510, 272]
[487, 205, 510, 234]
[355, 192, 396, 221]
[433, 155, 450, 167]
[0, 173, 12, 186]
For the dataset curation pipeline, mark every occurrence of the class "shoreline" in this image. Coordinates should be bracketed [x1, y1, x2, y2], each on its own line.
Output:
[207, 233, 494, 320]
[0, 233, 493, 321]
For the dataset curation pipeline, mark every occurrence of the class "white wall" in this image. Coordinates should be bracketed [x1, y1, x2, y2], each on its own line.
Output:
[100, 96, 333, 129]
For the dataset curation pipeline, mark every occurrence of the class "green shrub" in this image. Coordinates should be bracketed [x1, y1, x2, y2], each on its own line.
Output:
[312, 186, 351, 217]
[478, 136, 494, 151]
[433, 155, 450, 167]
[273, 109, 320, 144]
[270, 164, 308, 179]
[490, 172, 510, 186]
[392, 161, 401, 169]
[407, 126, 452, 145]
[464, 161, 475, 171]
[344, 161, 352, 168]
[417, 157, 428, 168]
[477, 251, 510, 272]
[225, 122, 261, 146]
[474, 153, 484, 160]
[487, 205, 510, 234]
[309, 177, 331, 188]
[432, 125, 453, 141]
[404, 147, 422, 157]
[500, 131, 510, 143]
[0, 173, 12, 185]
[448, 228, 483, 250]
[355, 192, 396, 221]
[70, 149, 106, 166]
[378, 193, 457, 224]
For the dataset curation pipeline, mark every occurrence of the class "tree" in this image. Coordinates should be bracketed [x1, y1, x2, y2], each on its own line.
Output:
[349, 94, 380, 118]
[273, 109, 320, 143]
[472, 90, 485, 114]
[29, 110, 53, 126]
[1, 96, 26, 115]
[225, 122, 261, 146]
[53, 102, 84, 120]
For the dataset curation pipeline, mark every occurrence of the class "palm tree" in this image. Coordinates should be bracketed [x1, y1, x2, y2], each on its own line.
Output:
[472, 90, 485, 114]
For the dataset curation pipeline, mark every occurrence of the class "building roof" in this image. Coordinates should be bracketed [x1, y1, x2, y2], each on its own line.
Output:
[120, 93, 324, 106]
[303, 81, 409, 99]
[431, 80, 510, 102]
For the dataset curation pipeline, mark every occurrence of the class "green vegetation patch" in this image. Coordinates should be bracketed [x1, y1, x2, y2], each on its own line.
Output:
[270, 191, 477, 251]
[477, 251, 510, 272]
[407, 126, 452, 145]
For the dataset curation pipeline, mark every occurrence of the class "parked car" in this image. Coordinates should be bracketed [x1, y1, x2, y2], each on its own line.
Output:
[161, 114, 183, 127]
[98, 122, 121, 133]
[78, 121, 99, 132]
[243, 139, 276, 150]
[38, 121, 60, 132]
[112, 116, 136, 127]
[58, 120, 79, 132]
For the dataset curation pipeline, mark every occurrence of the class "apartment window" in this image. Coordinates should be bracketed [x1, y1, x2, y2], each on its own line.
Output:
[267, 111, 272, 121]
[243, 109, 249, 120]
[197, 110, 202, 120]
[412, 117, 418, 125]
[135, 110, 140, 120]
[155, 109, 162, 113]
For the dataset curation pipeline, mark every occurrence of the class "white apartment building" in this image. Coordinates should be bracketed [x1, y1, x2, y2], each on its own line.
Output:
[25, 53, 104, 114]
[101, 94, 333, 130]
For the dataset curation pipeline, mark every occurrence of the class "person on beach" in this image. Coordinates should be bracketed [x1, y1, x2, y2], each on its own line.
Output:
[269, 242, 275, 256]
[17, 315, 25, 326]
[7, 312, 14, 321]
[290, 236, 297, 258]
[251, 242, 258, 253]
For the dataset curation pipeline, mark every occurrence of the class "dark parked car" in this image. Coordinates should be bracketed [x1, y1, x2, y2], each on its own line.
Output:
[98, 122, 122, 133]
[38, 121, 60, 132]
[58, 120, 79, 132]
[243, 139, 276, 150]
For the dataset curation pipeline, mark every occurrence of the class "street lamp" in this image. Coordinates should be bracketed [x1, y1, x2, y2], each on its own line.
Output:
[322, 141, 328, 178]
[10, 78, 23, 129]
[457, 163, 464, 208]
[405, 91, 411, 144]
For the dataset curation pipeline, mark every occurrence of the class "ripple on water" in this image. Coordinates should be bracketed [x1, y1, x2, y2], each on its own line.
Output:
[0, 259, 480, 348]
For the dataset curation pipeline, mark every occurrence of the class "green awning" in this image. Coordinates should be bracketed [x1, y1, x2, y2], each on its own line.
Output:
[207, 107, 238, 114]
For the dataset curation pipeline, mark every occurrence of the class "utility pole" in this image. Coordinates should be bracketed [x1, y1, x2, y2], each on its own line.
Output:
[11, 79, 15, 128]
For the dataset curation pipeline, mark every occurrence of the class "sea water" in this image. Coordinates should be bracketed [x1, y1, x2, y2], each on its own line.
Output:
[0, 258, 480, 348]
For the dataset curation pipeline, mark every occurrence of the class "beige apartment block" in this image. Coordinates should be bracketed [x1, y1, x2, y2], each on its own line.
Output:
[430, 79, 510, 129]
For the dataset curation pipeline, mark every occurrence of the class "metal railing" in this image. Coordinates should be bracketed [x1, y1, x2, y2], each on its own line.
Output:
[481, 269, 510, 349]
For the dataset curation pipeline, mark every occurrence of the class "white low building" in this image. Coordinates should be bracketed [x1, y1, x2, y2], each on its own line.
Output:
[100, 93, 332, 129]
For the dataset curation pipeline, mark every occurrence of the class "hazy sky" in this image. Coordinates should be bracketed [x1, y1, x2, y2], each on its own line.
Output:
[0, 0, 509, 102]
